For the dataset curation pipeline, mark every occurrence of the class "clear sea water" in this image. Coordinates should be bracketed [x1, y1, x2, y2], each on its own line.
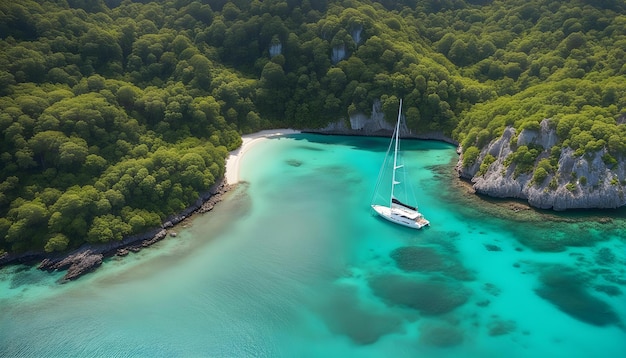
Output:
[1, 134, 625, 358]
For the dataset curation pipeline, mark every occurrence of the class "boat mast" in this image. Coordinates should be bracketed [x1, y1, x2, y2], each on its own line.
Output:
[390, 99, 402, 208]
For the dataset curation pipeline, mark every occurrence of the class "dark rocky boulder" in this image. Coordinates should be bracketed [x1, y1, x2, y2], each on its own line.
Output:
[39, 250, 103, 282]
[63, 252, 104, 281]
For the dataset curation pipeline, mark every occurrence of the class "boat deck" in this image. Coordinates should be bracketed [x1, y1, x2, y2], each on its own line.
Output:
[371, 204, 430, 229]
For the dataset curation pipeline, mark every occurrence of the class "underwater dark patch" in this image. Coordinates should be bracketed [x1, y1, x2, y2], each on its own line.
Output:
[515, 225, 604, 252]
[484, 244, 502, 252]
[487, 318, 517, 336]
[390, 246, 474, 281]
[9, 267, 46, 289]
[423, 232, 460, 254]
[418, 321, 464, 347]
[296, 145, 324, 152]
[285, 159, 302, 167]
[594, 284, 622, 297]
[369, 274, 471, 315]
[535, 266, 622, 327]
[391, 246, 446, 272]
[595, 247, 616, 265]
[318, 286, 404, 345]
[603, 273, 626, 286]
[482, 283, 501, 296]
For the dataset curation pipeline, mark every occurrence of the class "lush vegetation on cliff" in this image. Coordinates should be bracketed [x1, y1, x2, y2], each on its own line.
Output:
[1, 0, 625, 254]
[450, 0, 626, 167]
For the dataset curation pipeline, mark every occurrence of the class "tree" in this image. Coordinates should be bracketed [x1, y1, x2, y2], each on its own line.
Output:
[463, 146, 480, 167]
[117, 85, 139, 110]
[260, 61, 286, 88]
[44, 233, 70, 252]
[87, 214, 131, 243]
[324, 67, 347, 93]
[79, 28, 123, 69]
[188, 54, 212, 90]
[28, 131, 69, 168]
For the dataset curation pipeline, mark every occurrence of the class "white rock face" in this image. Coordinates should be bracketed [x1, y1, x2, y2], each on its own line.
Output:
[348, 100, 395, 132]
[318, 100, 391, 132]
[351, 26, 363, 45]
[269, 43, 282, 58]
[314, 100, 458, 144]
[331, 44, 347, 64]
[526, 148, 626, 210]
[458, 118, 626, 210]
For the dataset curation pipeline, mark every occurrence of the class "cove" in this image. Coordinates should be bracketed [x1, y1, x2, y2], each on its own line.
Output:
[1, 133, 625, 357]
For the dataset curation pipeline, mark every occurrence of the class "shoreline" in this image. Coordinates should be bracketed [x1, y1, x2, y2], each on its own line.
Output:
[0, 128, 620, 281]
[0, 129, 301, 282]
[225, 129, 301, 184]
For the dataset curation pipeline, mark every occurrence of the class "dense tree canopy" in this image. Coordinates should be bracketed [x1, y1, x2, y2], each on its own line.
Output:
[1, 0, 625, 254]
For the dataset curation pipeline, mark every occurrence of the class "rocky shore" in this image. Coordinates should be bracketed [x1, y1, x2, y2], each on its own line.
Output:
[457, 119, 626, 210]
[0, 129, 299, 283]
[0, 180, 232, 283]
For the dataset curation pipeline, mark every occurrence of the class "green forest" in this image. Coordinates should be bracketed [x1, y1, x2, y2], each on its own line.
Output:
[1, 0, 625, 254]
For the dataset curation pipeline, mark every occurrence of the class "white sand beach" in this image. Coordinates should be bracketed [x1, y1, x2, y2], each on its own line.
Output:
[225, 129, 300, 184]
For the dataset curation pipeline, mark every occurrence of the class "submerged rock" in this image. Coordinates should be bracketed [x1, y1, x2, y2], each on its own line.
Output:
[482, 283, 501, 296]
[487, 318, 517, 336]
[317, 286, 403, 345]
[286, 159, 302, 167]
[514, 225, 604, 252]
[484, 244, 502, 252]
[418, 321, 464, 347]
[369, 274, 471, 315]
[390, 246, 474, 281]
[595, 247, 616, 265]
[603, 273, 626, 286]
[594, 284, 622, 297]
[535, 265, 622, 327]
[391, 246, 446, 272]
[8, 266, 47, 289]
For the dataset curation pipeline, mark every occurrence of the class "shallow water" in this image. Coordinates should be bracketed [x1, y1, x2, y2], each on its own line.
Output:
[1, 134, 625, 357]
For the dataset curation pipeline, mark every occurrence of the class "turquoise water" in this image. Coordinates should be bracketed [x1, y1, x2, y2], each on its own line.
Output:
[1, 134, 625, 357]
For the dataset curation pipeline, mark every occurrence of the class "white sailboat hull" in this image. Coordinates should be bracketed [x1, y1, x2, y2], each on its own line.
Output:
[371, 204, 430, 229]
[370, 99, 431, 230]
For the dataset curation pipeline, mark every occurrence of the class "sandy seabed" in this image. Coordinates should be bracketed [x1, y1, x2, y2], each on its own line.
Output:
[225, 129, 300, 185]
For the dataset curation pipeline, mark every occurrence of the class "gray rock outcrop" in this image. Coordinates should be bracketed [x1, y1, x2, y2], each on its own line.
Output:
[39, 250, 103, 282]
[458, 118, 626, 210]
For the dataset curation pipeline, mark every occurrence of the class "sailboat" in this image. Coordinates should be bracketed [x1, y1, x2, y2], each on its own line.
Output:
[371, 99, 430, 229]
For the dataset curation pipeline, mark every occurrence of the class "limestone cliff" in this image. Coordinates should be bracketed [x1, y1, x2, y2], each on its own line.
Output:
[457, 119, 626, 210]
[311, 100, 456, 144]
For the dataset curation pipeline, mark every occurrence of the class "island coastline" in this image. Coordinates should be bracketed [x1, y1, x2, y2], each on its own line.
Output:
[0, 129, 300, 282]
[2, 127, 618, 281]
